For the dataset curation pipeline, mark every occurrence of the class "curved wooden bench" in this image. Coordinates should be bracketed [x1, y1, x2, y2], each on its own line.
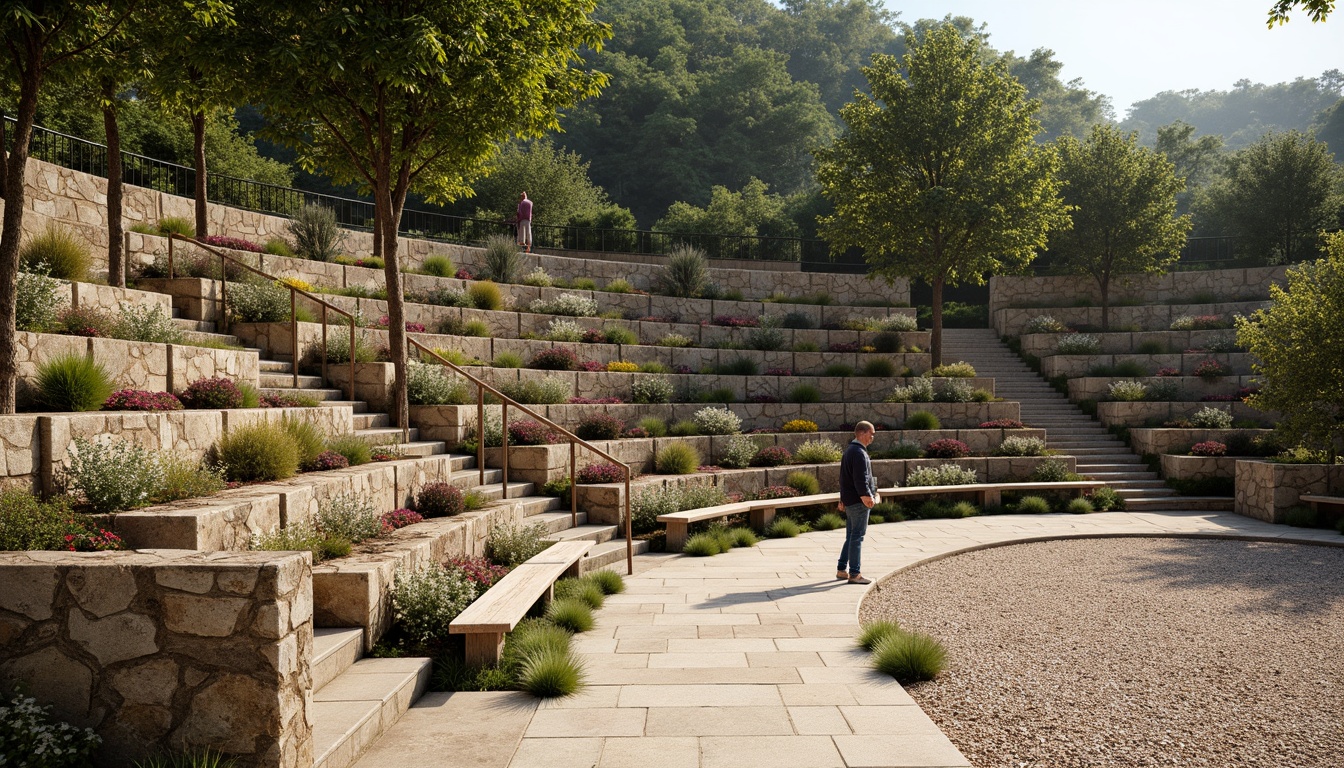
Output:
[1299, 494, 1344, 512]
[658, 481, 1107, 550]
[449, 540, 593, 666]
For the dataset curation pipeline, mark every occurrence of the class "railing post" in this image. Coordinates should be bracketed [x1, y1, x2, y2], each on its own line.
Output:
[219, 252, 228, 334]
[477, 390, 485, 485]
[500, 402, 509, 500]
[320, 305, 328, 384]
[624, 470, 633, 576]
[569, 442, 577, 526]
[290, 289, 298, 390]
[347, 325, 355, 402]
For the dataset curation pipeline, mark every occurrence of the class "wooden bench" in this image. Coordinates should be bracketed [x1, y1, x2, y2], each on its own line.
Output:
[659, 481, 1107, 550]
[1299, 494, 1344, 513]
[448, 540, 593, 666]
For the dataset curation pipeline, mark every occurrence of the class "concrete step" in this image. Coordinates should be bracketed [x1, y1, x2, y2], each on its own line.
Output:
[260, 359, 293, 373]
[312, 657, 432, 768]
[317, 400, 370, 413]
[531, 509, 588, 535]
[181, 330, 247, 349]
[391, 441, 446, 458]
[261, 386, 351, 403]
[1081, 471, 1159, 481]
[262, 373, 326, 389]
[353, 413, 390, 430]
[354, 426, 420, 444]
[314, 628, 364, 692]
[1075, 461, 1145, 471]
[545, 524, 618, 545]
[579, 538, 651, 575]
[173, 318, 218, 333]
[1124, 496, 1235, 511]
[466, 476, 535, 500]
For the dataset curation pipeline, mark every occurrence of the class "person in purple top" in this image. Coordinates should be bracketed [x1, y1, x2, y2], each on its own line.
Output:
[516, 192, 533, 252]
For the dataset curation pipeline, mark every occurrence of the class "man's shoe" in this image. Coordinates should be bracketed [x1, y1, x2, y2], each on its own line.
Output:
[836, 570, 849, 580]
[847, 574, 872, 585]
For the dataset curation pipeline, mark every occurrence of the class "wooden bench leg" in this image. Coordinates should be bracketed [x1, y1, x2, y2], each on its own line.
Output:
[665, 521, 689, 551]
[563, 557, 584, 579]
[464, 632, 505, 667]
[749, 507, 776, 531]
[980, 489, 1001, 507]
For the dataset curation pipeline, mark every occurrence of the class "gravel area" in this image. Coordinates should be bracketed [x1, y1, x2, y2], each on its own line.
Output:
[859, 537, 1344, 768]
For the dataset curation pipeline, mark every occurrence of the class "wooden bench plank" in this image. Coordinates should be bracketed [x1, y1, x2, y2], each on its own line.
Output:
[526, 540, 595, 565]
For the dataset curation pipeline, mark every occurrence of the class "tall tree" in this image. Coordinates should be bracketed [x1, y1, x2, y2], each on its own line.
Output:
[815, 23, 1067, 367]
[1048, 125, 1191, 331]
[1196, 130, 1343, 264]
[1268, 0, 1335, 25]
[466, 140, 623, 228]
[250, 0, 607, 431]
[0, 1, 140, 412]
[1237, 232, 1344, 462]
[1155, 120, 1225, 218]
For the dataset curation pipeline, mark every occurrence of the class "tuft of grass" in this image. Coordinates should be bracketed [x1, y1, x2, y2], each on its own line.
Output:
[727, 527, 759, 548]
[904, 411, 941, 430]
[36, 353, 113, 411]
[493, 351, 524, 368]
[21, 225, 91, 281]
[326, 432, 372, 466]
[554, 578, 605, 609]
[468, 281, 504, 311]
[584, 569, 625, 595]
[133, 747, 240, 768]
[637, 416, 668, 437]
[785, 471, 820, 495]
[655, 442, 700, 474]
[872, 631, 947, 683]
[813, 512, 845, 531]
[217, 422, 300, 482]
[787, 383, 822, 403]
[668, 420, 700, 437]
[155, 216, 196, 238]
[1281, 506, 1319, 528]
[546, 598, 595, 633]
[1015, 495, 1052, 515]
[517, 646, 586, 698]
[1066, 497, 1095, 514]
[766, 516, 802, 538]
[284, 416, 328, 469]
[421, 255, 455, 277]
[857, 620, 901, 651]
[683, 532, 726, 556]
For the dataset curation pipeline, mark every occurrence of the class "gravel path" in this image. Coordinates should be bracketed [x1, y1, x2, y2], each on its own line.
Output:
[859, 537, 1344, 768]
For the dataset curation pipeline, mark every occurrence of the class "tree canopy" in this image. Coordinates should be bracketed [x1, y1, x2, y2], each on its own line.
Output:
[1268, 0, 1335, 26]
[654, 177, 800, 239]
[462, 140, 627, 228]
[815, 23, 1067, 366]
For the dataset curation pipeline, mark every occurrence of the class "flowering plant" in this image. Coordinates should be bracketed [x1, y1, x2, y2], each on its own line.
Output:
[1190, 441, 1227, 457]
[625, 427, 648, 439]
[748, 393, 781, 403]
[640, 315, 677, 323]
[577, 360, 605, 372]
[1193, 359, 1231, 379]
[828, 342, 861, 353]
[781, 419, 818, 433]
[178, 377, 244, 409]
[200, 234, 263, 252]
[456, 268, 474, 280]
[530, 347, 579, 370]
[103, 389, 183, 411]
[1155, 367, 1181, 377]
[581, 328, 608, 344]
[375, 315, 425, 332]
[924, 439, 970, 459]
[979, 419, 1026, 429]
[381, 508, 424, 533]
[751, 446, 793, 467]
[305, 450, 350, 471]
[415, 482, 464, 517]
[508, 420, 561, 446]
[568, 396, 623, 404]
[65, 526, 124, 551]
[712, 315, 760, 328]
[0, 691, 102, 761]
[449, 555, 510, 589]
[577, 462, 627, 483]
[1200, 394, 1240, 402]
[606, 361, 639, 373]
[754, 485, 801, 500]
[765, 367, 794, 376]
[371, 445, 403, 462]
[673, 364, 694, 375]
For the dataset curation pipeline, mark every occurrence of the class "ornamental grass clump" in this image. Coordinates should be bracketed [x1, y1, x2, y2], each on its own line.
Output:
[1189, 406, 1234, 429]
[468, 281, 505, 311]
[995, 436, 1048, 456]
[20, 224, 91, 281]
[693, 406, 742, 435]
[786, 471, 820, 495]
[655, 443, 700, 474]
[326, 433, 372, 466]
[904, 411, 941, 430]
[289, 204, 346, 261]
[871, 631, 946, 683]
[766, 516, 803, 538]
[794, 439, 843, 463]
[657, 333, 694, 347]
[283, 417, 327, 469]
[498, 378, 572, 405]
[905, 464, 978, 487]
[103, 389, 182, 412]
[924, 439, 970, 459]
[860, 358, 898, 378]
[36, 353, 115, 412]
[546, 597, 595, 632]
[1015, 495, 1053, 514]
[1066, 497, 1096, 514]
[857, 620, 902, 651]
[659, 244, 709, 297]
[215, 422, 300, 482]
[786, 384, 821, 403]
[324, 330, 378, 364]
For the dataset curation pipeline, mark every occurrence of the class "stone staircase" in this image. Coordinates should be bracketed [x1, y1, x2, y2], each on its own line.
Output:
[942, 328, 1233, 512]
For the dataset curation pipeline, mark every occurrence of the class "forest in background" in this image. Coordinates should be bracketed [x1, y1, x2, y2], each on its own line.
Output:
[3, 0, 1340, 240]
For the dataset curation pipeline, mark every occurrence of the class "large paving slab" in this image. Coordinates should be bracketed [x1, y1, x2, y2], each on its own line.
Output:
[356, 510, 1338, 767]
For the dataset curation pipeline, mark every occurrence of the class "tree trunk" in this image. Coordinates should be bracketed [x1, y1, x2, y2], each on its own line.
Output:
[103, 88, 125, 288]
[930, 276, 944, 369]
[1099, 274, 1111, 332]
[0, 110, 7, 199]
[373, 150, 408, 434]
[0, 66, 44, 413]
[191, 111, 208, 238]
[372, 207, 382, 258]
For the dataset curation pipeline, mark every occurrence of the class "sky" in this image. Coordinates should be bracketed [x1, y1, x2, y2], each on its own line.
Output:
[885, 0, 1342, 117]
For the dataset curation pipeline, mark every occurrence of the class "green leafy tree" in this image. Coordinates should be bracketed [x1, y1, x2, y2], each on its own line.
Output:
[467, 140, 625, 228]
[1311, 97, 1344, 162]
[815, 23, 1067, 366]
[249, 0, 607, 429]
[1268, 0, 1335, 25]
[1195, 130, 1343, 264]
[655, 178, 800, 239]
[761, 0, 902, 112]
[1154, 121, 1225, 217]
[1049, 125, 1192, 331]
[0, 1, 144, 412]
[1237, 232, 1344, 461]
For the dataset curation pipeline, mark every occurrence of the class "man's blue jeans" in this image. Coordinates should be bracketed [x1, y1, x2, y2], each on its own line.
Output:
[837, 502, 870, 576]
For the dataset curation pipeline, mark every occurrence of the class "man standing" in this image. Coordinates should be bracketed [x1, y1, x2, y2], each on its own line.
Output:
[837, 421, 878, 584]
[516, 191, 533, 252]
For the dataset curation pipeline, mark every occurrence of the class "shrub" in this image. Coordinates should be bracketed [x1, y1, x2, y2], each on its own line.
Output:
[858, 620, 902, 651]
[483, 521, 552, 568]
[1190, 440, 1228, 457]
[480, 234, 524, 282]
[305, 450, 349, 472]
[1056, 334, 1101, 355]
[1066, 497, 1095, 514]
[576, 462, 626, 484]
[786, 471, 820, 495]
[606, 361, 639, 373]
[538, 318, 582, 342]
[1156, 367, 1181, 377]
[546, 597, 595, 632]
[468, 281, 505, 310]
[631, 416, 667, 439]
[288, 204, 346, 261]
[283, 417, 327, 469]
[995, 436, 1047, 456]
[1146, 380, 1180, 401]
[499, 377, 571, 404]
[21, 225, 90, 281]
[876, 314, 918, 332]
[886, 378, 934, 403]
[716, 357, 759, 376]
[794, 439, 843, 463]
[215, 422, 300, 482]
[1024, 315, 1067, 334]
[411, 481, 464, 518]
[871, 631, 946, 683]
[16, 268, 63, 332]
[573, 413, 624, 441]
[716, 435, 758, 469]
[324, 330, 379, 364]
[110, 302, 183, 344]
[657, 333, 693, 347]
[224, 280, 289, 324]
[392, 565, 479, 647]
[904, 411, 941, 430]
[529, 347, 578, 371]
[1108, 380, 1148, 401]
[658, 245, 709, 297]
[179, 377, 245, 409]
[630, 486, 678, 533]
[693, 406, 742, 435]
[315, 492, 381, 544]
[766, 516, 802, 538]
[630, 378, 675, 405]
[1015, 495, 1052, 514]
[786, 384, 822, 404]
[696, 386, 735, 403]
[1193, 359, 1231, 379]
[407, 362, 471, 405]
[925, 362, 976, 378]
[905, 464, 978, 487]
[746, 323, 787, 351]
[668, 419, 700, 436]
[781, 419, 819, 433]
[655, 443, 700, 474]
[1169, 315, 1196, 330]
[66, 437, 164, 512]
[0, 690, 103, 764]
[1113, 360, 1148, 377]
[598, 326, 636, 346]
[1030, 459, 1076, 482]
[751, 446, 793, 467]
[823, 363, 854, 377]
[36, 353, 113, 411]
[1189, 407, 1234, 429]
[981, 419, 1026, 429]
[493, 351, 524, 368]
[529, 293, 598, 317]
[871, 501, 906, 522]
[933, 379, 975, 403]
[102, 388, 182, 412]
[924, 439, 969, 459]
[521, 266, 553, 287]
[319, 432, 369, 466]
[859, 358, 897, 378]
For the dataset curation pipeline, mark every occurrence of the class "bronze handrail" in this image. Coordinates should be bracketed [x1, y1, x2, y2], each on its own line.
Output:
[409, 338, 635, 575]
[165, 234, 357, 404]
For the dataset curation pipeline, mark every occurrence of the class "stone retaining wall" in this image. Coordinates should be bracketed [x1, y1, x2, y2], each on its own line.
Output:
[1020, 329, 1243, 358]
[989, 267, 1287, 317]
[1234, 460, 1344, 522]
[992, 299, 1271, 337]
[1039, 352, 1255, 380]
[1159, 453, 1240, 481]
[576, 455, 1077, 525]
[1128, 428, 1275, 457]
[0, 550, 313, 768]
[1095, 401, 1272, 429]
[1066, 376, 1258, 403]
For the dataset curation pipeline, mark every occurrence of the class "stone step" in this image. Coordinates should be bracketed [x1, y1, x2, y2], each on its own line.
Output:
[355, 426, 421, 444]
[1080, 471, 1158, 481]
[515, 494, 564, 518]
[530, 509, 588, 535]
[173, 318, 218, 333]
[181, 330, 248, 349]
[1075, 461, 1145, 471]
[579, 538, 651, 575]
[353, 413, 390, 430]
[314, 628, 364, 692]
[465, 475, 535, 500]
[312, 657, 432, 768]
[262, 386, 351, 403]
[317, 400, 370, 413]
[391, 441, 447, 458]
[262, 373, 326, 389]
[545, 523, 618, 545]
[1124, 496, 1235, 511]
[260, 359, 293, 373]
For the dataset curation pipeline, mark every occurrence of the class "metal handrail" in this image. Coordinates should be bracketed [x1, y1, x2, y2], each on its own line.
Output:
[163, 234, 357, 406]
[409, 338, 635, 575]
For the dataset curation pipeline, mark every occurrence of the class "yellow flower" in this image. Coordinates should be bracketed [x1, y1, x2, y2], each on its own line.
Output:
[781, 419, 819, 433]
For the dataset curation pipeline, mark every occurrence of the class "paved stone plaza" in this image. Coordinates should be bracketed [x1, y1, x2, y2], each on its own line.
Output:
[351, 511, 1340, 768]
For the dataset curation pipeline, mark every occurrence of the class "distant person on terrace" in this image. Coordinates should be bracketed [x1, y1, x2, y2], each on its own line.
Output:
[516, 192, 533, 253]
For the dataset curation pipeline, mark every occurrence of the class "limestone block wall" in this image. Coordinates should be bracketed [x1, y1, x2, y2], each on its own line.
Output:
[1128, 428, 1275, 457]
[1234, 460, 1344, 522]
[993, 299, 1271, 337]
[0, 550, 313, 768]
[1039, 352, 1255, 380]
[988, 267, 1287, 318]
[1067, 376, 1258, 403]
[1020, 329, 1243, 358]
[1094, 401, 1273, 429]
[1160, 453, 1239, 481]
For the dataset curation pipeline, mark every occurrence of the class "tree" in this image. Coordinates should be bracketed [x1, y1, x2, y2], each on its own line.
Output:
[1196, 130, 1343, 264]
[655, 178, 800, 239]
[815, 23, 1067, 367]
[1237, 232, 1344, 462]
[1048, 125, 1191, 331]
[466, 140, 623, 228]
[1268, 0, 1335, 26]
[0, 1, 141, 412]
[1000, 48, 1112, 141]
[1155, 121, 1225, 217]
[249, 0, 607, 431]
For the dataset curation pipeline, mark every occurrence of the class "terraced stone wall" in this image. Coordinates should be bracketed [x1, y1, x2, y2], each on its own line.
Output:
[989, 267, 1287, 318]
